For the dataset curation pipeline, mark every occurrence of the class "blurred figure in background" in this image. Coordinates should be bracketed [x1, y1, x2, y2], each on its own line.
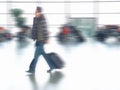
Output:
[17, 25, 30, 40]
[57, 25, 85, 44]
[0, 27, 12, 41]
[26, 6, 54, 74]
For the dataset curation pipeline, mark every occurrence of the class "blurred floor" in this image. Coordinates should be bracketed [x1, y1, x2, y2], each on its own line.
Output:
[1, 37, 120, 90]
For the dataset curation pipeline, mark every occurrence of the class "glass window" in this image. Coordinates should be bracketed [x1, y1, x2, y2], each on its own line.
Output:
[0, 15, 7, 26]
[40, 3, 65, 13]
[9, 14, 34, 28]
[70, 3, 95, 13]
[0, 3, 7, 13]
[98, 14, 120, 25]
[22, 14, 35, 26]
[22, 14, 66, 27]
[23, 14, 66, 26]
[1, 0, 120, 29]
[45, 14, 66, 25]
[10, 3, 37, 13]
[99, 2, 120, 13]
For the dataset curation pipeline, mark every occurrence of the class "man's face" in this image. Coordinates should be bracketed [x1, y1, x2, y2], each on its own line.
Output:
[35, 10, 41, 17]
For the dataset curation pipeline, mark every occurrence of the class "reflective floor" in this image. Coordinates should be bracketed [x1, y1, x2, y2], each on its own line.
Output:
[1, 37, 120, 90]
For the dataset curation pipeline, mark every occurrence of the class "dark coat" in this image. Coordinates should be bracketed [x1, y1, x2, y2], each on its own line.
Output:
[31, 14, 49, 42]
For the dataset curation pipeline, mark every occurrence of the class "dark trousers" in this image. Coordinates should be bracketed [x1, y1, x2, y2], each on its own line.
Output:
[29, 41, 54, 72]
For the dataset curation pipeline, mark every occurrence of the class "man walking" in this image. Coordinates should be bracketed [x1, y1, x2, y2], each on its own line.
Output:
[26, 7, 54, 74]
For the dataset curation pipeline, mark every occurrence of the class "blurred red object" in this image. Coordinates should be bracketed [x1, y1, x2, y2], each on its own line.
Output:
[62, 27, 70, 35]
[0, 27, 5, 31]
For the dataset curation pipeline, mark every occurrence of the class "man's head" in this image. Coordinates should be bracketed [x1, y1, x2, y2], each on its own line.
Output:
[35, 6, 42, 17]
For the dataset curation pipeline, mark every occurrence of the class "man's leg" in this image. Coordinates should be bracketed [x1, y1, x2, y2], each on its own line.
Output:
[27, 43, 43, 73]
[42, 48, 55, 73]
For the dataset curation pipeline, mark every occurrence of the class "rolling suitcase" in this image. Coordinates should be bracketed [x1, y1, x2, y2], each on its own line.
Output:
[47, 52, 65, 69]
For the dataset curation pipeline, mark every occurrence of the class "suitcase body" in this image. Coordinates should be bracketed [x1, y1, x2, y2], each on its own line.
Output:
[47, 52, 65, 69]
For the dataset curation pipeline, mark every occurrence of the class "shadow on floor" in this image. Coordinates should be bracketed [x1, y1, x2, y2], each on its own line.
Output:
[27, 71, 64, 90]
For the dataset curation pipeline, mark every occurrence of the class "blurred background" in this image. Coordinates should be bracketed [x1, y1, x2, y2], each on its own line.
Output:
[1, 0, 120, 90]
[1, 0, 120, 43]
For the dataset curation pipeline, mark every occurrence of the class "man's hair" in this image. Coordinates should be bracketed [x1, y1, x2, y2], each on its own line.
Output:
[36, 6, 42, 12]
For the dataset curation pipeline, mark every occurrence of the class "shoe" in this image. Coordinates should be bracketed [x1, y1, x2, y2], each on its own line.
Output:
[26, 70, 35, 74]
[47, 69, 53, 73]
